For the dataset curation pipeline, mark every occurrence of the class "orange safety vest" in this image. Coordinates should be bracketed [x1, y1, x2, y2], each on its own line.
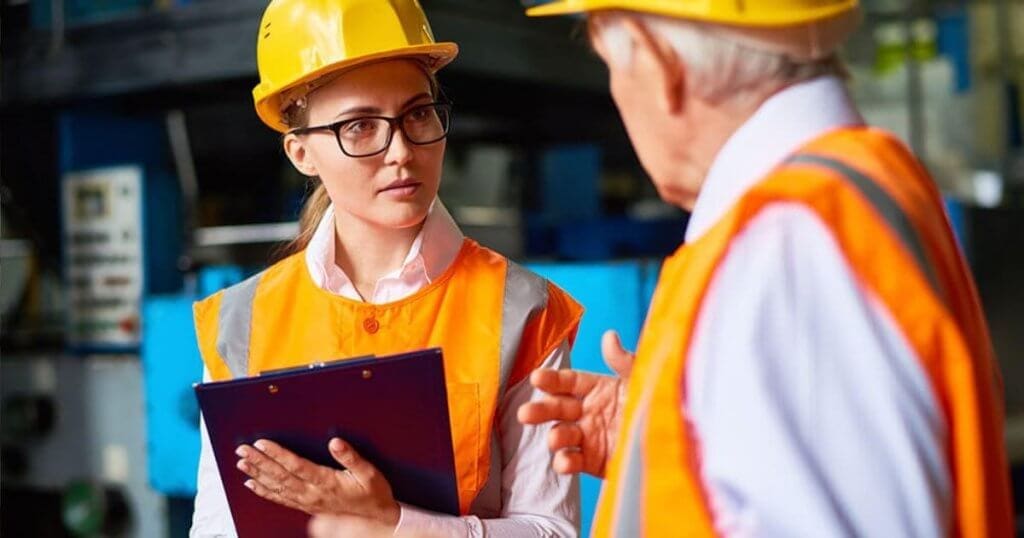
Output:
[193, 238, 583, 514]
[594, 127, 1013, 537]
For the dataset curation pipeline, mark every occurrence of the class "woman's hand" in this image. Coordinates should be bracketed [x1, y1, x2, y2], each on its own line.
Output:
[307, 513, 399, 538]
[235, 437, 400, 529]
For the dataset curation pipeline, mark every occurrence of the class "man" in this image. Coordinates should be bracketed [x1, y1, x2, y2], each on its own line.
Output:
[513, 1, 1014, 536]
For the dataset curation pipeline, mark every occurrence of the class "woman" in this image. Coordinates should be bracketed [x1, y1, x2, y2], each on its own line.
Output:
[189, 0, 583, 536]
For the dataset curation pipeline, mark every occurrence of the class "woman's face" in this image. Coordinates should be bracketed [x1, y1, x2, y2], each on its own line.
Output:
[285, 60, 445, 230]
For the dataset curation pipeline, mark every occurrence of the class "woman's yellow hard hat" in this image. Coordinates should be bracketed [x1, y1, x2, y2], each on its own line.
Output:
[253, 0, 459, 133]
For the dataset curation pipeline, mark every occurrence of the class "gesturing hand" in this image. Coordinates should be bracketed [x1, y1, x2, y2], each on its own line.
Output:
[517, 330, 633, 477]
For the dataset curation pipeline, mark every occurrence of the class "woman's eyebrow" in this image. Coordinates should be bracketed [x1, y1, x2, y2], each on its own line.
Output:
[332, 93, 433, 120]
[399, 92, 434, 110]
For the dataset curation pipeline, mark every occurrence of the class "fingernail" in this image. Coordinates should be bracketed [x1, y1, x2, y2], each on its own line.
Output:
[254, 440, 267, 451]
[244, 480, 255, 490]
[235, 446, 246, 457]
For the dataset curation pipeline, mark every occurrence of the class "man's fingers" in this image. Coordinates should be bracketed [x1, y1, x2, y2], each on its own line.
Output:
[601, 330, 634, 377]
[552, 449, 584, 474]
[529, 368, 597, 397]
[253, 439, 323, 484]
[517, 394, 583, 425]
[548, 422, 583, 452]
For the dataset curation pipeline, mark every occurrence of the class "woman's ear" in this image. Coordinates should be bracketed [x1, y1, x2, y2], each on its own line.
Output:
[284, 133, 319, 177]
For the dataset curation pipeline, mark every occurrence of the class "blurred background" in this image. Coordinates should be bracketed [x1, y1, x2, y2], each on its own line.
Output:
[1, 0, 1022, 535]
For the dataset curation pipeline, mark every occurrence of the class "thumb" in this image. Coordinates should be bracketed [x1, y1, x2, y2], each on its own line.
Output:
[328, 438, 375, 485]
[601, 330, 633, 378]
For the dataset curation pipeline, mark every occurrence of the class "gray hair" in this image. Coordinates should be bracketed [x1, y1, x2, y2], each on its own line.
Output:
[595, 12, 846, 108]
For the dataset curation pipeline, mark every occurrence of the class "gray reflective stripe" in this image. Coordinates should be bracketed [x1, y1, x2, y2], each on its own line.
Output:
[498, 261, 549, 397]
[468, 432, 503, 516]
[615, 411, 646, 537]
[215, 273, 262, 379]
[466, 261, 549, 512]
[786, 153, 943, 300]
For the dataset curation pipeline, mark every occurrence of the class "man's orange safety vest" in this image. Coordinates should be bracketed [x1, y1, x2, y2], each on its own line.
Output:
[593, 128, 1013, 537]
[193, 239, 583, 514]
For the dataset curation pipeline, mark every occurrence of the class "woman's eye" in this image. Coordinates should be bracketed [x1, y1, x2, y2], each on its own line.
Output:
[343, 120, 377, 135]
[408, 108, 431, 122]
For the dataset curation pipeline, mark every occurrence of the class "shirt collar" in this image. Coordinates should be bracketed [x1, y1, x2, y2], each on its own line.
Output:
[304, 199, 465, 295]
[685, 76, 864, 242]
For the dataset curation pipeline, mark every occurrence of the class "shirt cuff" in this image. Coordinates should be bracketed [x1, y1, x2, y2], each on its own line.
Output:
[395, 503, 473, 538]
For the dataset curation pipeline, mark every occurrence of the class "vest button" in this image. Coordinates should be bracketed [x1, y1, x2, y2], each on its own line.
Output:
[363, 317, 379, 334]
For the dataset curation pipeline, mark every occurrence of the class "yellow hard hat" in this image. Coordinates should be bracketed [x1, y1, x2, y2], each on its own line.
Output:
[253, 0, 459, 132]
[527, 0, 858, 27]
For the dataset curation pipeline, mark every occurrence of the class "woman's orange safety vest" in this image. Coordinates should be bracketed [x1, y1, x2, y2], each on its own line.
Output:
[193, 239, 583, 514]
[593, 127, 1013, 537]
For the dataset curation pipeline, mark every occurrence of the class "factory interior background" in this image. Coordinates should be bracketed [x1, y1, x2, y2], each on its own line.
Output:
[1, 0, 1023, 535]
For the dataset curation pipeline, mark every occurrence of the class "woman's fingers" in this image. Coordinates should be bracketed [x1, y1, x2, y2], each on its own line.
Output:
[253, 439, 326, 486]
[328, 438, 378, 488]
[236, 444, 303, 494]
[244, 478, 307, 513]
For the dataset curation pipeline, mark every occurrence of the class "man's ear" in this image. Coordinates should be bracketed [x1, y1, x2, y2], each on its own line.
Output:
[283, 133, 319, 177]
[620, 16, 685, 115]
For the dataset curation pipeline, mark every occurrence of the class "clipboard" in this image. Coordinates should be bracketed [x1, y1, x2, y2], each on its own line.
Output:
[195, 348, 459, 537]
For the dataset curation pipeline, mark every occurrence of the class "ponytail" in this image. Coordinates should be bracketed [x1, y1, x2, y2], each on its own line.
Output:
[277, 181, 331, 259]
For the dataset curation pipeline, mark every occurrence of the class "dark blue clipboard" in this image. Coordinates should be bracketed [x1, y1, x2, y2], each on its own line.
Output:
[194, 348, 459, 537]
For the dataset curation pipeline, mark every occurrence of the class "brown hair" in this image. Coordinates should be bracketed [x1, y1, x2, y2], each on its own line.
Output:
[276, 60, 442, 259]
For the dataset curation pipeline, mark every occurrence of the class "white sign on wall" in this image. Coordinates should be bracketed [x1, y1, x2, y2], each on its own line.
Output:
[62, 166, 144, 348]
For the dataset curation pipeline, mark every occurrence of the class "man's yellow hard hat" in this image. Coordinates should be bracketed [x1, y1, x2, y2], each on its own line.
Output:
[526, 0, 858, 26]
[253, 0, 458, 133]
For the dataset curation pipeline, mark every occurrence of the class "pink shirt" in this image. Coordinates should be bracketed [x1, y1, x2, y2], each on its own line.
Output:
[191, 201, 580, 537]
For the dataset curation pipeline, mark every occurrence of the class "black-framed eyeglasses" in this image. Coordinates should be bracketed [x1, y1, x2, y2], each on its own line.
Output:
[289, 102, 452, 158]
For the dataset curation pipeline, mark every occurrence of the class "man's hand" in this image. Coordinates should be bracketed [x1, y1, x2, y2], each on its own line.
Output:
[517, 330, 633, 477]
[235, 437, 400, 529]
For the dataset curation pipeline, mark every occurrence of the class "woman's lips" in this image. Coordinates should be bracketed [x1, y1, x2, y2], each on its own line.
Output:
[378, 179, 422, 198]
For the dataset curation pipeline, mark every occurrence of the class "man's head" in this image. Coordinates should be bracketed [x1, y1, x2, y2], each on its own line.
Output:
[529, 1, 861, 209]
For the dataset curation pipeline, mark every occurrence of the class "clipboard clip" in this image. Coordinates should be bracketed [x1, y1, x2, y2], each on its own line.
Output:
[258, 355, 376, 376]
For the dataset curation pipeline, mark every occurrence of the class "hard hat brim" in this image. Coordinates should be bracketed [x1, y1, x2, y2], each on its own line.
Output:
[526, 0, 856, 27]
[254, 42, 459, 133]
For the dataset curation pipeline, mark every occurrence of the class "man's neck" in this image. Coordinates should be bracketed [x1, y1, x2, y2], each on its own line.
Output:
[672, 90, 778, 211]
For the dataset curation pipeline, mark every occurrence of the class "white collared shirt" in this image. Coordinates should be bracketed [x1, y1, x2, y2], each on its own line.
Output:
[684, 76, 950, 536]
[191, 200, 579, 537]
[303, 201, 466, 303]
